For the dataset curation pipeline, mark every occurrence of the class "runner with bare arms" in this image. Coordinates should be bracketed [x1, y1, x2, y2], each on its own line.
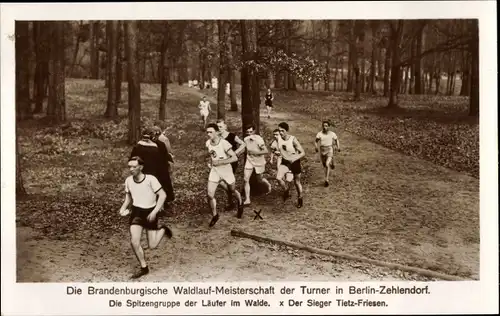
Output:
[315, 120, 340, 187]
[276, 122, 305, 208]
[270, 129, 294, 184]
[205, 123, 244, 227]
[242, 124, 272, 206]
[216, 119, 246, 210]
[119, 156, 173, 279]
[198, 96, 211, 129]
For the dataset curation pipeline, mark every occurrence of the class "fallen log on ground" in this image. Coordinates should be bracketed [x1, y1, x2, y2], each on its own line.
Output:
[230, 229, 465, 281]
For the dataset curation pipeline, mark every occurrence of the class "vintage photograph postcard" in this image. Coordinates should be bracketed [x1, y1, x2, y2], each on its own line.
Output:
[1, 1, 498, 315]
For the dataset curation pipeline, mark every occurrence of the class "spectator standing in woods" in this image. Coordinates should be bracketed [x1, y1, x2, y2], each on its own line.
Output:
[152, 125, 175, 203]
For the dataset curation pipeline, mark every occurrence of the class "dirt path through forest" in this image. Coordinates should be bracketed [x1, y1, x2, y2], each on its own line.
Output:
[16, 86, 479, 282]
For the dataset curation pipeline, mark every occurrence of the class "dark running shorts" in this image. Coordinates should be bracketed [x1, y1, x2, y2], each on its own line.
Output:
[265, 100, 273, 107]
[281, 158, 302, 175]
[231, 161, 238, 173]
[129, 206, 159, 230]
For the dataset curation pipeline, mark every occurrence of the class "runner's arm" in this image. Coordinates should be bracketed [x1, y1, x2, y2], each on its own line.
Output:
[293, 138, 306, 160]
[234, 135, 246, 156]
[152, 189, 166, 215]
[119, 192, 132, 214]
[314, 136, 321, 152]
[213, 148, 238, 166]
[334, 135, 341, 151]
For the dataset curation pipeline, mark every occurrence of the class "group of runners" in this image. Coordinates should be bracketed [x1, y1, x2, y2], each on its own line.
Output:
[119, 92, 340, 279]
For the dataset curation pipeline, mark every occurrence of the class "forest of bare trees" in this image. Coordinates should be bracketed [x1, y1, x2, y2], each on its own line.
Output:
[15, 19, 479, 148]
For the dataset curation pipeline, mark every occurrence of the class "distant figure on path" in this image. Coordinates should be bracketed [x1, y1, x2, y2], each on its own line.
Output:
[315, 120, 340, 187]
[276, 122, 305, 208]
[118, 156, 173, 279]
[242, 124, 272, 206]
[264, 88, 274, 119]
[205, 123, 244, 227]
[198, 96, 211, 129]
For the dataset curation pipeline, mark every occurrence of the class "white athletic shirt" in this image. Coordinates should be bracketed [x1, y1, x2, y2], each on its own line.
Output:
[316, 131, 338, 147]
[199, 100, 210, 113]
[206, 138, 232, 167]
[125, 174, 162, 209]
[244, 134, 266, 167]
[277, 135, 299, 162]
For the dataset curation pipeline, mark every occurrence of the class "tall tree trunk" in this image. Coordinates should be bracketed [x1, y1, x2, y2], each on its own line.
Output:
[388, 20, 404, 108]
[240, 20, 260, 134]
[217, 20, 228, 120]
[47, 22, 66, 122]
[90, 21, 100, 79]
[383, 44, 391, 97]
[104, 21, 118, 118]
[353, 22, 361, 101]
[409, 39, 415, 94]
[69, 22, 82, 77]
[340, 58, 345, 91]
[460, 51, 471, 96]
[403, 67, 409, 94]
[15, 21, 32, 120]
[469, 20, 479, 116]
[33, 22, 49, 114]
[159, 35, 168, 121]
[325, 21, 333, 91]
[333, 57, 339, 92]
[115, 21, 123, 106]
[16, 136, 27, 197]
[229, 70, 238, 111]
[414, 27, 424, 94]
[125, 21, 141, 144]
[370, 25, 377, 95]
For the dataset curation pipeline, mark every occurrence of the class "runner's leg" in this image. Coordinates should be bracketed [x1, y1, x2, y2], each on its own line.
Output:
[243, 168, 253, 205]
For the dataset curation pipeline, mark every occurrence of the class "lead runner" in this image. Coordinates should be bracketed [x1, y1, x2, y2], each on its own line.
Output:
[205, 123, 244, 227]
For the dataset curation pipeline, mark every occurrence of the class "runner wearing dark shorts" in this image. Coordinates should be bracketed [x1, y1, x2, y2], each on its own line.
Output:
[119, 156, 173, 279]
[277, 122, 306, 208]
[216, 120, 246, 209]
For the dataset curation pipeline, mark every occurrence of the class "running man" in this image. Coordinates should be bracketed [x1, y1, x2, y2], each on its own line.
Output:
[205, 123, 244, 227]
[198, 96, 211, 129]
[264, 88, 274, 119]
[270, 129, 294, 183]
[119, 156, 173, 279]
[315, 120, 340, 187]
[277, 122, 305, 208]
[216, 119, 246, 210]
[243, 124, 272, 205]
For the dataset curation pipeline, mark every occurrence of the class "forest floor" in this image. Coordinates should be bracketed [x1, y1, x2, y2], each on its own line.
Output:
[15, 79, 479, 282]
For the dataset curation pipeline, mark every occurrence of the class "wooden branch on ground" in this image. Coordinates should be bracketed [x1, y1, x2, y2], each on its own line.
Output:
[231, 229, 466, 281]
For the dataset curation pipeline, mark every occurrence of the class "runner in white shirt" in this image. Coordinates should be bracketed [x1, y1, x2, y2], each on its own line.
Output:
[118, 156, 173, 279]
[242, 124, 272, 205]
[277, 122, 306, 208]
[269, 129, 293, 183]
[205, 123, 244, 226]
[314, 120, 340, 187]
[198, 96, 211, 129]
